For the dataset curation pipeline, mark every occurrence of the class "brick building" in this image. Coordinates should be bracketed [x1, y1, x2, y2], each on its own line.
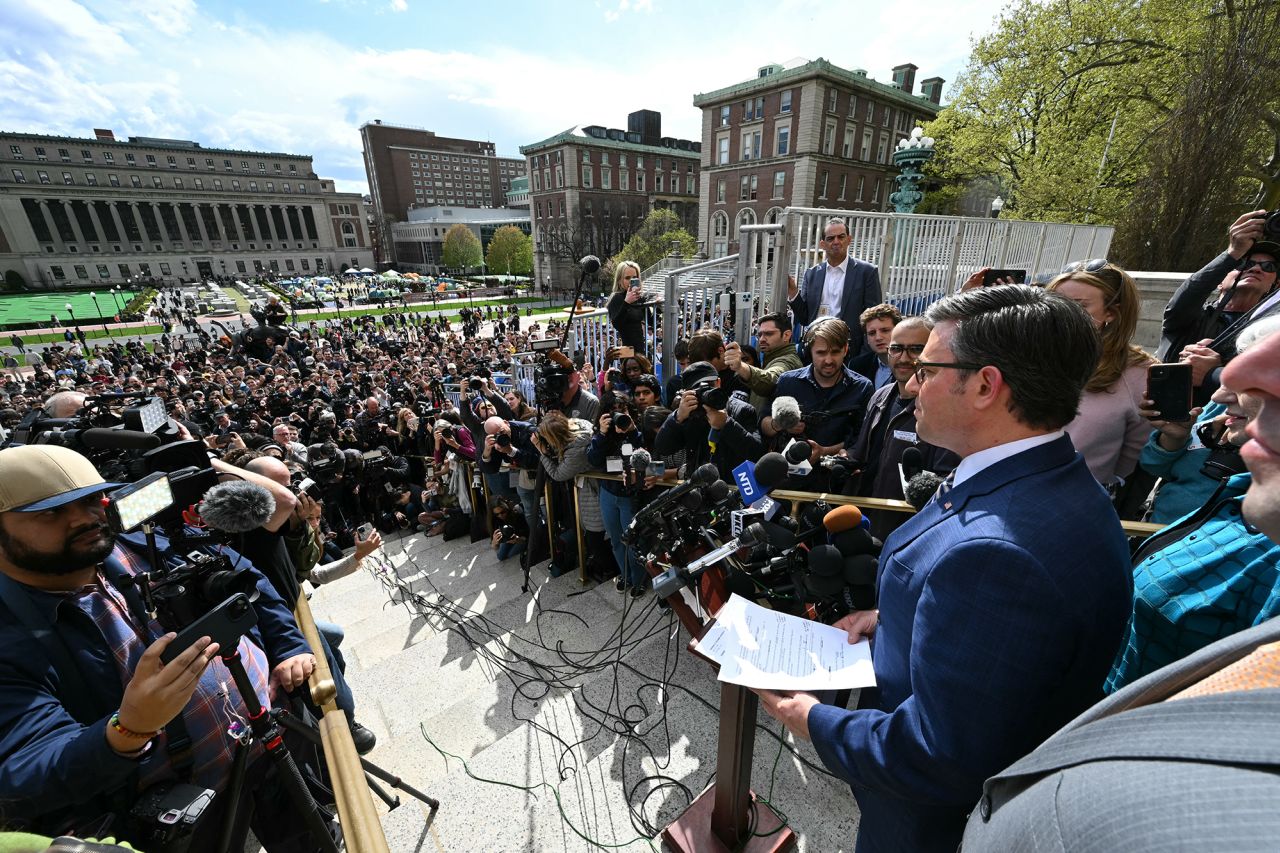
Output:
[694, 59, 943, 257]
[359, 121, 525, 266]
[0, 128, 372, 288]
[520, 110, 701, 294]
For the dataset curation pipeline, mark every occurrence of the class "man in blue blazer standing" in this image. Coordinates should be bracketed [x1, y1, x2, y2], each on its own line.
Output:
[757, 285, 1133, 853]
[788, 218, 883, 356]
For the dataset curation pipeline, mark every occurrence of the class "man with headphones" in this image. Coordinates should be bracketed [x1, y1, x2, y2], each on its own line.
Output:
[761, 317, 873, 468]
[788, 218, 883, 356]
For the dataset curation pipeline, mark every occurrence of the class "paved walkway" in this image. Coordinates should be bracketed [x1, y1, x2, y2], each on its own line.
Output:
[306, 531, 858, 851]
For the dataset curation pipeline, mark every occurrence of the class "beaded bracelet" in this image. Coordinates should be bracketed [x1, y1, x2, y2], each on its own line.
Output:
[109, 711, 159, 740]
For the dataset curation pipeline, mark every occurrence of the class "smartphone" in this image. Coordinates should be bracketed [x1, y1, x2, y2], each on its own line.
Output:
[1147, 362, 1194, 422]
[160, 593, 258, 664]
[982, 268, 1027, 286]
[616, 346, 635, 359]
[645, 460, 667, 478]
[356, 522, 374, 541]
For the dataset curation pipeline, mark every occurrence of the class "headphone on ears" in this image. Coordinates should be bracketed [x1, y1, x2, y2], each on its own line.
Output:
[801, 316, 843, 363]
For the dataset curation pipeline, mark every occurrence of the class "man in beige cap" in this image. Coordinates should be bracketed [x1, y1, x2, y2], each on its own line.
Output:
[0, 445, 325, 850]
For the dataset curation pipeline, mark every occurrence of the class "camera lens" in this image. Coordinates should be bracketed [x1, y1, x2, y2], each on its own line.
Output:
[614, 413, 633, 432]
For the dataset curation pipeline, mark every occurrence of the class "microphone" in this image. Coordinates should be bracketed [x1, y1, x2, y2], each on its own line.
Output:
[904, 470, 945, 510]
[629, 462, 719, 531]
[199, 480, 276, 533]
[823, 504, 864, 534]
[629, 448, 652, 474]
[784, 441, 812, 466]
[771, 396, 802, 434]
[703, 479, 733, 506]
[752, 452, 790, 491]
[70, 428, 163, 450]
[805, 545, 847, 597]
[900, 446, 925, 481]
[579, 255, 601, 274]
[831, 526, 877, 558]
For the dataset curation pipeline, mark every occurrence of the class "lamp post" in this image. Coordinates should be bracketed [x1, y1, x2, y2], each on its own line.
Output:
[90, 291, 110, 336]
[889, 127, 937, 214]
[990, 196, 1004, 219]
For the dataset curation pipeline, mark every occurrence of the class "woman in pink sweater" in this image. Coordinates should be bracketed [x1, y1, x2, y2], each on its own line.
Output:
[1048, 261, 1156, 488]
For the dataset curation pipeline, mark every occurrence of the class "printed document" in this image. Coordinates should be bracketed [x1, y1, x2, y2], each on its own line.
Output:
[694, 594, 876, 691]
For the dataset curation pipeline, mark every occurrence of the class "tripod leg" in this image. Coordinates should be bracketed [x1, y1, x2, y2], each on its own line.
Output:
[364, 774, 400, 810]
[216, 739, 250, 853]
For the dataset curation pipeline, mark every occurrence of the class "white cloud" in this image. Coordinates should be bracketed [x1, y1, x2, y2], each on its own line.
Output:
[389, 0, 408, 10]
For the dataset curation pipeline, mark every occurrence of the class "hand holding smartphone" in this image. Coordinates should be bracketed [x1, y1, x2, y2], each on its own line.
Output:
[1146, 363, 1194, 423]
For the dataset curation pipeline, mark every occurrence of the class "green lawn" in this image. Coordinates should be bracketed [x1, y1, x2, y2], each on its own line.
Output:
[0, 290, 141, 326]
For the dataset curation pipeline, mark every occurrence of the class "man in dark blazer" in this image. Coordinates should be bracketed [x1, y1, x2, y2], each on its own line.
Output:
[756, 285, 1133, 853]
[788, 218, 883, 356]
[963, 320, 1280, 852]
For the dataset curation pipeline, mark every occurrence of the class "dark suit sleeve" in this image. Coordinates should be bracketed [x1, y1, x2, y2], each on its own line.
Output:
[806, 538, 1078, 807]
[789, 267, 816, 328]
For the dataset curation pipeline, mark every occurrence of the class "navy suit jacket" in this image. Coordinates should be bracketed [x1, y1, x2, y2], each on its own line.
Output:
[806, 434, 1132, 853]
[789, 257, 883, 355]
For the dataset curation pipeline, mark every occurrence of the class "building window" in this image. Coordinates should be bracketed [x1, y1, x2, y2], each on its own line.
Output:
[249, 181, 258, 191]
[819, 170, 829, 199]
[739, 175, 758, 201]
[842, 129, 856, 159]
[619, 170, 628, 190]
[236, 260, 247, 273]
[74, 264, 88, 279]
[81, 150, 92, 162]
[86, 173, 97, 185]
[62, 172, 74, 185]
[720, 105, 730, 127]
[174, 177, 183, 188]
[717, 179, 726, 204]
[827, 88, 837, 113]
[125, 153, 136, 164]
[883, 107, 892, 127]
[655, 174, 663, 193]
[232, 180, 241, 190]
[713, 211, 728, 237]
[118, 264, 130, 278]
[856, 176, 866, 201]
[301, 258, 309, 270]
[109, 174, 120, 187]
[735, 207, 755, 238]
[285, 259, 295, 271]
[602, 169, 611, 190]
[9, 145, 22, 158]
[166, 155, 176, 168]
[213, 179, 222, 190]
[153, 177, 163, 188]
[96, 264, 110, 278]
[11, 169, 25, 183]
[717, 136, 730, 165]
[50, 265, 65, 280]
[823, 122, 836, 155]
[866, 101, 875, 122]
[186, 156, 196, 167]
[838, 173, 848, 199]
[876, 138, 889, 164]
[581, 165, 592, 188]
[848, 94, 858, 117]
[780, 90, 792, 113]
[776, 126, 790, 156]
[297, 183, 305, 193]
[160, 263, 171, 275]
[258, 162, 266, 172]
[59, 149, 70, 161]
[38, 170, 50, 184]
[194, 178, 204, 189]
[636, 173, 645, 192]
[872, 178, 882, 204]
[104, 151, 113, 162]
[131, 175, 141, 187]
[861, 129, 873, 160]
[773, 170, 785, 199]
[265, 182, 274, 191]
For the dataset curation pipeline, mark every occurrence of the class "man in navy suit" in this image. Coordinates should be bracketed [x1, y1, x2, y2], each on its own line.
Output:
[788, 218, 883, 355]
[757, 285, 1133, 853]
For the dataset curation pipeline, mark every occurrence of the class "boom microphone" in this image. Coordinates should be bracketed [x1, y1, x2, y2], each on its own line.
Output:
[628, 462, 719, 533]
[629, 448, 652, 474]
[199, 480, 276, 534]
[579, 255, 602, 274]
[904, 470, 945, 511]
[69, 428, 163, 451]
[771, 396, 802, 434]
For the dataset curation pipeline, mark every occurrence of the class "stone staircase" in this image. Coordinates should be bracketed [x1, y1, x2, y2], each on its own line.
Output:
[307, 533, 859, 852]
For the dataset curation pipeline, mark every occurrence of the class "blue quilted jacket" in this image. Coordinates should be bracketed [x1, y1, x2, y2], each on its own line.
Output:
[1107, 472, 1280, 692]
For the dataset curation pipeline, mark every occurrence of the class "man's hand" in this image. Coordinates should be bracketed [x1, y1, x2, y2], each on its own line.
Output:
[753, 689, 818, 741]
[675, 390, 699, 423]
[1227, 209, 1268, 259]
[704, 405, 728, 430]
[1180, 340, 1222, 387]
[833, 610, 879, 643]
[354, 530, 383, 560]
[598, 414, 613, 434]
[116, 634, 220, 743]
[786, 274, 798, 301]
[269, 653, 317, 700]
[292, 492, 321, 529]
[723, 341, 747, 378]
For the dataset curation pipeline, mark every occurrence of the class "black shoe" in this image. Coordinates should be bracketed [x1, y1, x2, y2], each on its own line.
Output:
[629, 585, 646, 599]
[615, 579, 627, 592]
[350, 721, 377, 755]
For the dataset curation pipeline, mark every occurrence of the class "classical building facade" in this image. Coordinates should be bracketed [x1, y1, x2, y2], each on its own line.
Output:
[359, 121, 525, 266]
[693, 60, 943, 257]
[520, 110, 701, 294]
[390, 206, 530, 274]
[0, 129, 372, 288]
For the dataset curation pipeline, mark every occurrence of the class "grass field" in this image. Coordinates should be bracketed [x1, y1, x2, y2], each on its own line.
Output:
[0, 290, 141, 326]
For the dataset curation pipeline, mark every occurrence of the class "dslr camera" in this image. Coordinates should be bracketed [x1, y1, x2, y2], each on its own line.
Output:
[687, 376, 729, 411]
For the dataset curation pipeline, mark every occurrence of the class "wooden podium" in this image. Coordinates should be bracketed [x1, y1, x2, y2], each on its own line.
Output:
[653, 557, 798, 852]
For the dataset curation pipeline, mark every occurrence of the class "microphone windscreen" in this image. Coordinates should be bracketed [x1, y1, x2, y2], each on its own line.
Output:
[704, 480, 731, 503]
[199, 480, 276, 533]
[904, 470, 944, 511]
[80, 428, 162, 451]
[579, 255, 602, 274]
[784, 441, 812, 465]
[679, 489, 703, 511]
[832, 527, 875, 558]
[771, 396, 802, 433]
[900, 446, 924, 479]
[823, 504, 864, 533]
[760, 521, 797, 551]
[753, 452, 789, 490]
[739, 522, 767, 548]
[691, 462, 720, 486]
[630, 448, 652, 471]
[844, 553, 879, 586]
[807, 544, 844, 578]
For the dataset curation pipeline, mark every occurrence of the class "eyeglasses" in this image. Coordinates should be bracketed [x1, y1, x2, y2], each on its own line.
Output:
[1241, 258, 1278, 274]
[912, 360, 986, 384]
[1060, 258, 1110, 274]
[887, 343, 926, 356]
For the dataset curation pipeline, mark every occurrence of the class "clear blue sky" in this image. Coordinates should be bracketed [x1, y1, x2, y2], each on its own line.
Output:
[0, 0, 1009, 195]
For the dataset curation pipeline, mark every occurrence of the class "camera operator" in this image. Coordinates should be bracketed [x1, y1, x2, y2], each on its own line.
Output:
[272, 421, 309, 467]
[541, 350, 600, 423]
[722, 312, 802, 412]
[354, 397, 396, 450]
[481, 415, 545, 559]
[761, 318, 872, 471]
[654, 361, 763, 481]
[0, 445, 327, 850]
[587, 394, 647, 593]
[531, 411, 605, 578]
[489, 498, 529, 562]
[1159, 210, 1280, 398]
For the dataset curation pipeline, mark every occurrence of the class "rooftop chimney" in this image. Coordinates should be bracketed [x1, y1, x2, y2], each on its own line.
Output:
[920, 77, 945, 105]
[892, 64, 918, 95]
[93, 128, 116, 142]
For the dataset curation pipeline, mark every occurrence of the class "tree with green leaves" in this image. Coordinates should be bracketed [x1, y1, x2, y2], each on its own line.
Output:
[609, 208, 697, 273]
[441, 224, 483, 272]
[484, 225, 533, 276]
[925, 0, 1280, 270]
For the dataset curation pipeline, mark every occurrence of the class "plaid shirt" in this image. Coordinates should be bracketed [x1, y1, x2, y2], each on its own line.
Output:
[74, 544, 272, 793]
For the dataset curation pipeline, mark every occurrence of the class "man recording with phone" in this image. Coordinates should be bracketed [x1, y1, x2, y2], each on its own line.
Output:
[0, 445, 327, 850]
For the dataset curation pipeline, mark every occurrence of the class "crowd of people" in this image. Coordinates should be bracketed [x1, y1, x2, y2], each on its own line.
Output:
[1, 209, 1279, 851]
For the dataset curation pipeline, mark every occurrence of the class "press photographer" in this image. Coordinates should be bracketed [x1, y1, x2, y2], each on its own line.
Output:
[654, 361, 763, 480]
[0, 445, 331, 851]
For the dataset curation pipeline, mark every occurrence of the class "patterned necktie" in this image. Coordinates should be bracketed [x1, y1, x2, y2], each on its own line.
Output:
[933, 472, 956, 507]
[1169, 641, 1280, 701]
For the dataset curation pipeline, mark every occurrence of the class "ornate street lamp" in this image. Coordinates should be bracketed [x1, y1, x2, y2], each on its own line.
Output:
[889, 127, 937, 214]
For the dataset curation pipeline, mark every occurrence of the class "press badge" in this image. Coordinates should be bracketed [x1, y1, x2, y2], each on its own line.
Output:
[606, 456, 625, 473]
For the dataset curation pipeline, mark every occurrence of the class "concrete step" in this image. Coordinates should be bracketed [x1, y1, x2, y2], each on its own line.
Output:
[308, 533, 860, 852]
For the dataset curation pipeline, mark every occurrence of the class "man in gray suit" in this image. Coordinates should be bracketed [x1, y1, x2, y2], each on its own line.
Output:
[963, 329, 1280, 851]
[787, 218, 883, 356]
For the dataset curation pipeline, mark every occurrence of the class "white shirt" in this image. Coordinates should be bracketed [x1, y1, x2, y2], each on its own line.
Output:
[819, 257, 849, 317]
[952, 430, 1064, 488]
